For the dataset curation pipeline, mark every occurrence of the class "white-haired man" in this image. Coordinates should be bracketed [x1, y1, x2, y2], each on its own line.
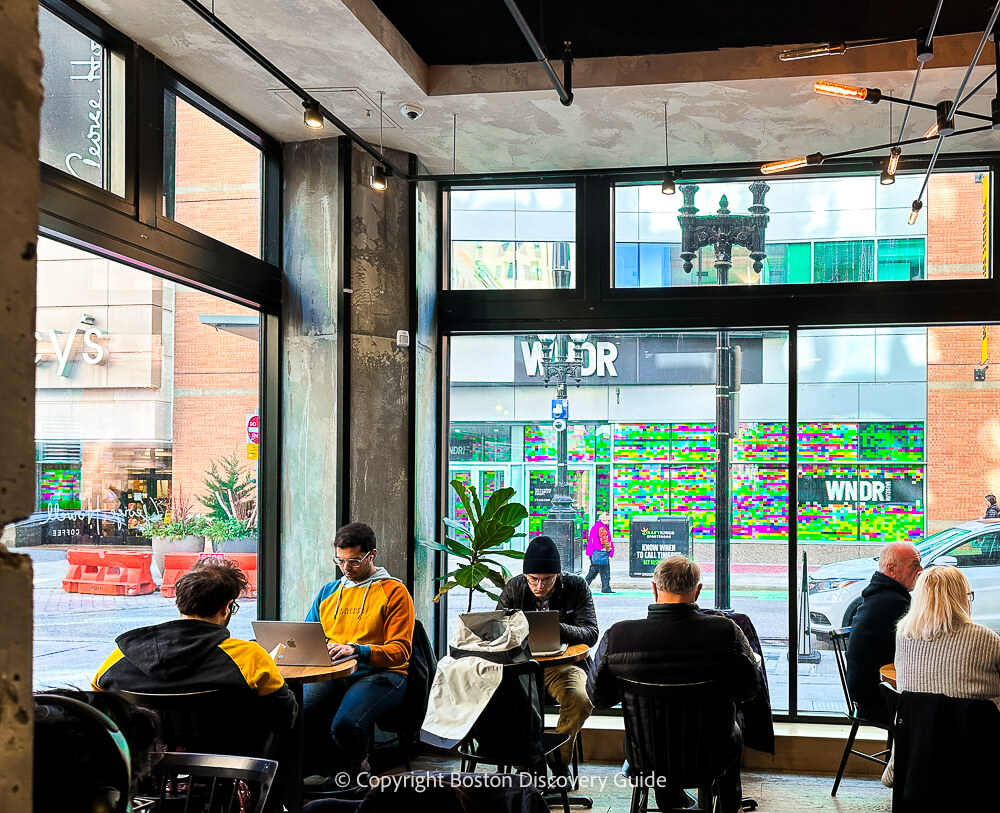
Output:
[846, 541, 923, 724]
[587, 556, 759, 813]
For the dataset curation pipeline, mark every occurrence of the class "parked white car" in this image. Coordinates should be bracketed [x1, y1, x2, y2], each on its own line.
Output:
[809, 519, 1000, 636]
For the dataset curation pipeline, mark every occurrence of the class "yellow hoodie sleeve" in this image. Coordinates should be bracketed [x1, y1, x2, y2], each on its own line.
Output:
[92, 648, 125, 690]
[366, 581, 414, 670]
[219, 639, 286, 695]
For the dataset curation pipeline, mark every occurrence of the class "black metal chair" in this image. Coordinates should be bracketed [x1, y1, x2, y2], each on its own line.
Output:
[118, 687, 277, 760]
[828, 627, 893, 796]
[617, 677, 743, 813]
[136, 751, 277, 813]
[458, 659, 571, 813]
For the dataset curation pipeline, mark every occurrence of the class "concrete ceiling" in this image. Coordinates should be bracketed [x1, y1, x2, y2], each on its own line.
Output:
[80, 0, 1000, 175]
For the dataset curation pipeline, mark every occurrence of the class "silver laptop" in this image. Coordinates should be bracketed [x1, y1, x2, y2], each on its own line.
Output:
[525, 610, 568, 657]
[252, 621, 331, 666]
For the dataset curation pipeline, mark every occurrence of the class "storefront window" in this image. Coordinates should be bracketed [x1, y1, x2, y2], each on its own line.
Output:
[39, 5, 125, 194]
[449, 186, 576, 290]
[613, 172, 987, 287]
[163, 92, 263, 257]
[10, 237, 261, 688]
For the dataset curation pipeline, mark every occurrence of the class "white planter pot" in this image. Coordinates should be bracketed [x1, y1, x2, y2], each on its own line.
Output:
[151, 534, 207, 574]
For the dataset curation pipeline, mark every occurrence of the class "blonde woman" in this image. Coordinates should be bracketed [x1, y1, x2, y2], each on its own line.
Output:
[883, 565, 1000, 786]
[894, 565, 1000, 706]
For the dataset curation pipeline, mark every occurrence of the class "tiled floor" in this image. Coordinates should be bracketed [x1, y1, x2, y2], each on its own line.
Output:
[407, 755, 892, 812]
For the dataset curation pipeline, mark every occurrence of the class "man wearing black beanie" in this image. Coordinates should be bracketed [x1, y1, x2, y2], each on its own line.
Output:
[497, 535, 599, 772]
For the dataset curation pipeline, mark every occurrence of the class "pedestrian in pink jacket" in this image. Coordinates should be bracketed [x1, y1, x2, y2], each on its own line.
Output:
[585, 512, 615, 594]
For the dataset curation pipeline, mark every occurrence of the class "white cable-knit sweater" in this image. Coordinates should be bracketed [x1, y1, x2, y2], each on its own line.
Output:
[895, 622, 1000, 707]
[883, 621, 1000, 786]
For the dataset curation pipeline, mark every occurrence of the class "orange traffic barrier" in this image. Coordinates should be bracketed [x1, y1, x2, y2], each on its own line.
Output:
[160, 552, 257, 599]
[62, 549, 156, 596]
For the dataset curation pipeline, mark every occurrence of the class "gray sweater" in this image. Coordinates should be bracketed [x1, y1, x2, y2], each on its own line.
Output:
[883, 622, 1000, 786]
[895, 622, 1000, 708]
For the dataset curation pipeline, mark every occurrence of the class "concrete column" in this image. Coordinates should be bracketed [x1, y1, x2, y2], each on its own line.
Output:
[0, 0, 41, 807]
[279, 137, 346, 620]
[347, 145, 412, 581]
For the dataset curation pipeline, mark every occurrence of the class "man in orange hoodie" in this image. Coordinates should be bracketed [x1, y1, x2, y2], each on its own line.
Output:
[303, 522, 414, 783]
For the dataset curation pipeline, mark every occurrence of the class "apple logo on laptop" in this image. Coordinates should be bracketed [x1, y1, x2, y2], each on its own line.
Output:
[286, 638, 297, 648]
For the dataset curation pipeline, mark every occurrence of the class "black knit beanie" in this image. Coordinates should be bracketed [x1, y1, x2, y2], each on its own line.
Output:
[523, 535, 561, 574]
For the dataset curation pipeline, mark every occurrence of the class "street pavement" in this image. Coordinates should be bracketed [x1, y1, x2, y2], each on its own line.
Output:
[23, 548, 845, 714]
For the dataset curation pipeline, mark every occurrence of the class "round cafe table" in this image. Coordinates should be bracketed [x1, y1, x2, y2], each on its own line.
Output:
[880, 663, 897, 688]
[532, 642, 590, 666]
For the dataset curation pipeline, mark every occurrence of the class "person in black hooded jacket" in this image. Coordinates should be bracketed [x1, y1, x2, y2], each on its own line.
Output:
[845, 541, 922, 724]
[497, 535, 598, 771]
[92, 558, 297, 752]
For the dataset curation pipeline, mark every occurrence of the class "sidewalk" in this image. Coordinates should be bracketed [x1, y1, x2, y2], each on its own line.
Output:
[602, 561, 820, 591]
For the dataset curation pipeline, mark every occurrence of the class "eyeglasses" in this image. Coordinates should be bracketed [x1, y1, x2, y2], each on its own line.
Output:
[334, 551, 374, 569]
[229, 601, 240, 615]
[968, 591, 975, 603]
[525, 575, 558, 586]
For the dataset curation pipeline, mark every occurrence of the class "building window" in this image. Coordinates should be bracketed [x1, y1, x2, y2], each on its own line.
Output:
[39, 4, 125, 194]
[163, 91, 264, 257]
[613, 172, 985, 287]
[16, 236, 262, 689]
[449, 186, 576, 290]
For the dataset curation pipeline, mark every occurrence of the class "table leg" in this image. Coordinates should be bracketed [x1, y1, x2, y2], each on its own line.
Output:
[283, 683, 306, 813]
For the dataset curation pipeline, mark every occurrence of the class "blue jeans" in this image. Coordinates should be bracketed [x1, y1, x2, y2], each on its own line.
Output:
[303, 670, 407, 772]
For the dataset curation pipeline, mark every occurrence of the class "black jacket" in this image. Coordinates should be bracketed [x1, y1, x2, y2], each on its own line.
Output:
[587, 603, 760, 711]
[497, 573, 599, 649]
[846, 571, 911, 718]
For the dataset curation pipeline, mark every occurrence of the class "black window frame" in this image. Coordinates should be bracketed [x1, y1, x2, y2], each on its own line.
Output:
[38, 0, 283, 618]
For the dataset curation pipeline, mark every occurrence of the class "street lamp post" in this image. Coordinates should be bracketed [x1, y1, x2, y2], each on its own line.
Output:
[677, 182, 770, 610]
[538, 333, 585, 573]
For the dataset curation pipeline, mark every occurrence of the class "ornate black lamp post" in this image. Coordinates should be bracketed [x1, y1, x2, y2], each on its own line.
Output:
[677, 182, 770, 609]
[537, 333, 586, 573]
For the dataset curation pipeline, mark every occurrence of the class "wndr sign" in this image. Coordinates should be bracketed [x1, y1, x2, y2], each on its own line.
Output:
[798, 475, 922, 506]
[517, 339, 620, 379]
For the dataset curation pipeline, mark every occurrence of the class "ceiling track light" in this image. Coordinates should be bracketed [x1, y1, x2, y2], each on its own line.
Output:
[302, 99, 324, 129]
[887, 146, 902, 175]
[370, 164, 389, 190]
[915, 26, 935, 62]
[908, 199, 923, 226]
[778, 37, 888, 62]
[879, 162, 896, 185]
[935, 100, 956, 136]
[661, 171, 677, 195]
[761, 152, 824, 175]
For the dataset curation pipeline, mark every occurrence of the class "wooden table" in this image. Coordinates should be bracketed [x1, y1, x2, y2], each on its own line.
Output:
[279, 659, 357, 813]
[880, 663, 897, 687]
[533, 642, 590, 666]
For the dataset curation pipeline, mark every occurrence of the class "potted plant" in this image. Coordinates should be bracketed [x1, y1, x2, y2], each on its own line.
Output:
[422, 479, 528, 612]
[140, 490, 209, 573]
[199, 455, 258, 553]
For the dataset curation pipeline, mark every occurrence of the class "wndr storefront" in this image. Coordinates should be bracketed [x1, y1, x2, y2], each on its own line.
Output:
[448, 330, 926, 567]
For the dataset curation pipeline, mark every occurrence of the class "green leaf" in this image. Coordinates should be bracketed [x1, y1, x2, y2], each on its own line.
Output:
[485, 569, 507, 589]
[443, 516, 474, 541]
[450, 479, 478, 531]
[442, 537, 474, 557]
[495, 503, 528, 526]
[482, 487, 516, 520]
[454, 563, 489, 589]
[473, 585, 501, 602]
[480, 524, 519, 549]
[469, 485, 483, 523]
[433, 581, 462, 603]
[419, 540, 455, 555]
[492, 548, 525, 560]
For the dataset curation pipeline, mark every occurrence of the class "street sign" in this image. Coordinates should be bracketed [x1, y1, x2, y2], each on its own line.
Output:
[629, 516, 691, 577]
[246, 413, 260, 445]
[553, 418, 567, 432]
[246, 443, 259, 460]
[551, 398, 569, 420]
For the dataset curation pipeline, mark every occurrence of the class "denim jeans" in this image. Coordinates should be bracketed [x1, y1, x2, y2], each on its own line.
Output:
[303, 670, 407, 772]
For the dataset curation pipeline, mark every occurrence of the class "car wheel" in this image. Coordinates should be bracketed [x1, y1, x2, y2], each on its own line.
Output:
[843, 597, 863, 628]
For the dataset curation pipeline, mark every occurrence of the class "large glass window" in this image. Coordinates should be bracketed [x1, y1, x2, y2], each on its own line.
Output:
[613, 172, 987, 287]
[163, 92, 264, 257]
[449, 186, 576, 290]
[6, 236, 262, 689]
[446, 332, 791, 711]
[39, 5, 125, 194]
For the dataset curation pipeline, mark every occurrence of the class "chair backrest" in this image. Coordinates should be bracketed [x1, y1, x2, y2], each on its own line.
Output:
[118, 688, 269, 757]
[380, 618, 437, 734]
[139, 751, 277, 813]
[829, 627, 854, 712]
[878, 680, 901, 728]
[617, 676, 739, 788]
[467, 658, 545, 763]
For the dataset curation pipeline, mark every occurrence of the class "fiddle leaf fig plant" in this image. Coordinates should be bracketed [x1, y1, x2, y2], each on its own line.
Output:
[423, 479, 528, 612]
